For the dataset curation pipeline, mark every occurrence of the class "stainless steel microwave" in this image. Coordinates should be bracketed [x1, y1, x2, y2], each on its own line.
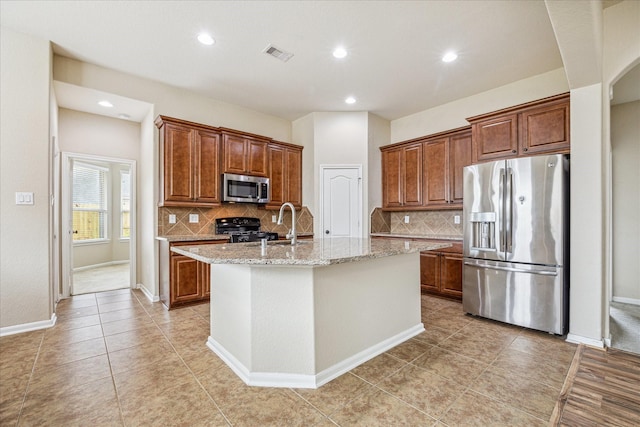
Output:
[222, 173, 270, 203]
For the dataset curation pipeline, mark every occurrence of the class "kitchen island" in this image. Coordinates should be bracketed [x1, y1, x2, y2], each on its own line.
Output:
[171, 237, 450, 388]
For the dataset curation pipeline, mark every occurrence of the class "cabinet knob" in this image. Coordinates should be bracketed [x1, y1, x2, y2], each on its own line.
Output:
[523, 147, 528, 152]
[511, 150, 517, 153]
[325, 230, 330, 235]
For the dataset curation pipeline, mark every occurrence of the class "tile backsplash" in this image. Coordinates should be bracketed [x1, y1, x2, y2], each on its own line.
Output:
[370, 207, 463, 237]
[158, 205, 313, 237]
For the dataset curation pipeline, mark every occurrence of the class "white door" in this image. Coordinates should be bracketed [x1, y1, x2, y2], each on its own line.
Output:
[321, 166, 362, 238]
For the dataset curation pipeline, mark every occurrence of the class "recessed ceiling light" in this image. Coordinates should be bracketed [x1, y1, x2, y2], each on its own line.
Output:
[333, 47, 347, 59]
[118, 113, 131, 120]
[197, 33, 215, 46]
[442, 51, 458, 63]
[98, 100, 113, 108]
[345, 96, 356, 104]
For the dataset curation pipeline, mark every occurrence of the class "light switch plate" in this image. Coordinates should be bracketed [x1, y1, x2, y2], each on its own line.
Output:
[404, 215, 410, 224]
[168, 214, 177, 224]
[189, 214, 199, 223]
[454, 215, 461, 224]
[16, 192, 34, 205]
[272, 215, 277, 223]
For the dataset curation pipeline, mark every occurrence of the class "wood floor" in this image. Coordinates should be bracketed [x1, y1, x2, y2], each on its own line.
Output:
[551, 344, 640, 426]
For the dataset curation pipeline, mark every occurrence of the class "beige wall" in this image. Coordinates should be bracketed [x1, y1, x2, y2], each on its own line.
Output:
[611, 100, 640, 302]
[58, 108, 140, 160]
[0, 27, 52, 329]
[390, 68, 569, 143]
[367, 113, 391, 215]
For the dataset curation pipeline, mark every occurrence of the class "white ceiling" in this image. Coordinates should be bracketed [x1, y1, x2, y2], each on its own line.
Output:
[1, 1, 568, 122]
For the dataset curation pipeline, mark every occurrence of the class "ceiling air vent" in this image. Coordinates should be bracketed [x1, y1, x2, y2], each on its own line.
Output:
[263, 44, 294, 62]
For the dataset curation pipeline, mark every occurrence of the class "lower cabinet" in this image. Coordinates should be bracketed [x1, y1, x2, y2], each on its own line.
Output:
[420, 241, 463, 300]
[159, 240, 223, 309]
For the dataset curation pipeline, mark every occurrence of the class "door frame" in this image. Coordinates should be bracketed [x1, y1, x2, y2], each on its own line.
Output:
[61, 152, 137, 298]
[319, 164, 363, 238]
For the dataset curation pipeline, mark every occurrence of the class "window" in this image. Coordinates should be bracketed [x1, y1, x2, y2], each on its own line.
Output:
[72, 162, 108, 241]
[120, 170, 131, 239]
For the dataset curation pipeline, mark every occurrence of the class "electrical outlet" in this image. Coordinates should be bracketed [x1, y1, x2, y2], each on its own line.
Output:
[189, 214, 199, 223]
[454, 215, 461, 224]
[404, 215, 410, 224]
[272, 215, 277, 223]
[168, 214, 176, 224]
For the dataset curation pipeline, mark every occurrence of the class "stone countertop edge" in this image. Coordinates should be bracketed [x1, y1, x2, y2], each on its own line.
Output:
[370, 232, 463, 241]
[169, 237, 451, 266]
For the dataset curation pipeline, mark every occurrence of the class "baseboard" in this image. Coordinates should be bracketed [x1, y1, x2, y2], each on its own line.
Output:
[0, 313, 57, 337]
[566, 333, 604, 348]
[137, 284, 159, 302]
[612, 296, 640, 306]
[206, 323, 425, 389]
[73, 260, 129, 272]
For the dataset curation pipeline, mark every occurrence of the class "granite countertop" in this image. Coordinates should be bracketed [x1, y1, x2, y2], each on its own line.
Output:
[156, 232, 314, 243]
[156, 234, 230, 242]
[370, 232, 463, 241]
[170, 237, 451, 266]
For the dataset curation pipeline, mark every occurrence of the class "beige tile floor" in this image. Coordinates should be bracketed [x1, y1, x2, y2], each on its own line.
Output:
[0, 290, 578, 426]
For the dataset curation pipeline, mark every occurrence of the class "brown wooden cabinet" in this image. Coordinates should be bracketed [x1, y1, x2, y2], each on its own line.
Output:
[420, 241, 463, 299]
[156, 116, 221, 207]
[266, 142, 303, 209]
[468, 93, 570, 163]
[423, 129, 472, 209]
[159, 239, 224, 309]
[221, 132, 268, 177]
[381, 127, 470, 211]
[381, 142, 422, 209]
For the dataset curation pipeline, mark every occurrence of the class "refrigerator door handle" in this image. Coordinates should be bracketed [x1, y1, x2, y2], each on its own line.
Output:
[505, 167, 513, 253]
[499, 168, 506, 253]
[463, 261, 557, 276]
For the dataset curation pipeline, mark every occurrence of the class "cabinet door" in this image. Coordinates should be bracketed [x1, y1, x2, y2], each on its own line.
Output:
[285, 147, 303, 207]
[267, 144, 286, 208]
[222, 134, 248, 174]
[423, 138, 448, 207]
[440, 252, 463, 298]
[171, 255, 201, 304]
[194, 130, 220, 203]
[247, 139, 268, 176]
[163, 124, 194, 202]
[381, 148, 403, 208]
[199, 261, 210, 298]
[420, 251, 440, 293]
[403, 143, 423, 206]
[472, 114, 518, 162]
[519, 101, 569, 155]
[449, 131, 472, 205]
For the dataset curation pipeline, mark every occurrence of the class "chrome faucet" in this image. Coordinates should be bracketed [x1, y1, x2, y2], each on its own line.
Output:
[277, 202, 297, 245]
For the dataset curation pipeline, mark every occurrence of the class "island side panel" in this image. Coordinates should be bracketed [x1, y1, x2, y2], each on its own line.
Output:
[313, 252, 423, 373]
[251, 266, 316, 374]
[209, 264, 253, 371]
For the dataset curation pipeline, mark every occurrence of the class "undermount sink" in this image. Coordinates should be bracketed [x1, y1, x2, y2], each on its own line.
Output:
[245, 239, 311, 247]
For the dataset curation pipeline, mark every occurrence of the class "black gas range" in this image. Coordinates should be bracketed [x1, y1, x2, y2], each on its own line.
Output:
[215, 217, 279, 243]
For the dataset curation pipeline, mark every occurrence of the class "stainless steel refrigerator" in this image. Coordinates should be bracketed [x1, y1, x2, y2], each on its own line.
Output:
[462, 154, 569, 335]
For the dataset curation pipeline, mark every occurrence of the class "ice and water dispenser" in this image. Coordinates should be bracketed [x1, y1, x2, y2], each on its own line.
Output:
[469, 212, 496, 251]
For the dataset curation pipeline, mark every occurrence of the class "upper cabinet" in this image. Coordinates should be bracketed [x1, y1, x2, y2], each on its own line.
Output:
[381, 142, 423, 209]
[221, 131, 268, 177]
[423, 129, 472, 209]
[468, 93, 570, 163]
[156, 116, 303, 209]
[381, 127, 470, 211]
[266, 142, 303, 209]
[156, 116, 221, 207]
